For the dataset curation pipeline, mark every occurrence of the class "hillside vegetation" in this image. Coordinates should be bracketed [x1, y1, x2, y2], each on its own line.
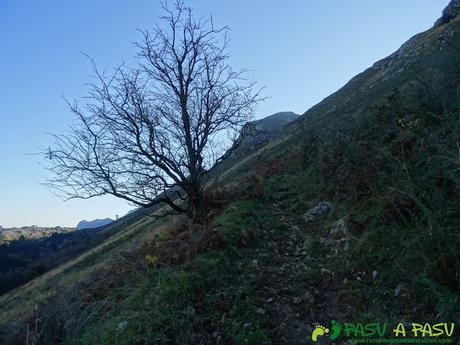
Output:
[1, 2, 460, 344]
[0, 226, 74, 242]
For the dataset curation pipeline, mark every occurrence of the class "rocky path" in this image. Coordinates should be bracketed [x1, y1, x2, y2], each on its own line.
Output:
[255, 187, 350, 344]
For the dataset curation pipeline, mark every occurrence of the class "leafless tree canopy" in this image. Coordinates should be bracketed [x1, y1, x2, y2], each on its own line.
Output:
[45, 1, 262, 220]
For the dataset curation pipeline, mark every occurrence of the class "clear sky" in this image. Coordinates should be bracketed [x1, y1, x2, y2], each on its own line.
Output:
[0, 0, 450, 227]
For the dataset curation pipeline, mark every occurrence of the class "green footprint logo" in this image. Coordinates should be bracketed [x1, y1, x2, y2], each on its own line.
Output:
[329, 320, 342, 340]
[311, 325, 329, 342]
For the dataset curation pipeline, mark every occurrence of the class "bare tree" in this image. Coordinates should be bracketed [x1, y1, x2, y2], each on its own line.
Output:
[44, 1, 262, 222]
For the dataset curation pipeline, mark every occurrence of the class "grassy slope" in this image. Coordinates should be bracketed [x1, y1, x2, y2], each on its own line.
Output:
[0, 209, 170, 325]
[1, 9, 460, 345]
[0, 211, 147, 295]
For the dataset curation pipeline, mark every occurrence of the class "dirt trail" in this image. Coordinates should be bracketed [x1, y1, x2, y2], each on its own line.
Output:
[255, 187, 349, 344]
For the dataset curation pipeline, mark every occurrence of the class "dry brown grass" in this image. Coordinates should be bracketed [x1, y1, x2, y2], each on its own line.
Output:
[139, 208, 229, 269]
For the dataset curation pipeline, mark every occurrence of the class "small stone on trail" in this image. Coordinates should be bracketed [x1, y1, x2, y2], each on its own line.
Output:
[256, 307, 266, 315]
[117, 321, 128, 330]
[301, 292, 315, 304]
[291, 296, 302, 305]
[320, 268, 333, 275]
[302, 201, 336, 222]
[394, 284, 403, 297]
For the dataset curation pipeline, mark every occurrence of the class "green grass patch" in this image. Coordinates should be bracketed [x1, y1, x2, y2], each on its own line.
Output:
[66, 198, 285, 345]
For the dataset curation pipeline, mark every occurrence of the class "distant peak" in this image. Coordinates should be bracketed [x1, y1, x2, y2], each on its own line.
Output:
[76, 218, 113, 230]
[254, 111, 299, 122]
[435, 0, 460, 27]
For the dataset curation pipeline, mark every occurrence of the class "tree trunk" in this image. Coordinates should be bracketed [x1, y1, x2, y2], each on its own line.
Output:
[187, 183, 207, 224]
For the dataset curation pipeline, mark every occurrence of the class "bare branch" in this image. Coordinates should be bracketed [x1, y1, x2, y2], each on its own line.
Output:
[43, 0, 262, 222]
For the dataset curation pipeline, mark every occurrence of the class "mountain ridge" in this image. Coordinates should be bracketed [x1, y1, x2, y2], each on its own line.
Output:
[283, 8, 460, 135]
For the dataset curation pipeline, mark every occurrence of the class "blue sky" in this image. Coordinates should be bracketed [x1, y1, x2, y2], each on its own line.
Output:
[0, 0, 450, 227]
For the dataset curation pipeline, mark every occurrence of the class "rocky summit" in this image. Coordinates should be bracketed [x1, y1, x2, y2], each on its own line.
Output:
[435, 0, 460, 27]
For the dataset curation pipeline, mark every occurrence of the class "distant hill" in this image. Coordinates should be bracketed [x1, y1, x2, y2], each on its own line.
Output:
[240, 111, 299, 146]
[0, 225, 74, 242]
[76, 218, 113, 230]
